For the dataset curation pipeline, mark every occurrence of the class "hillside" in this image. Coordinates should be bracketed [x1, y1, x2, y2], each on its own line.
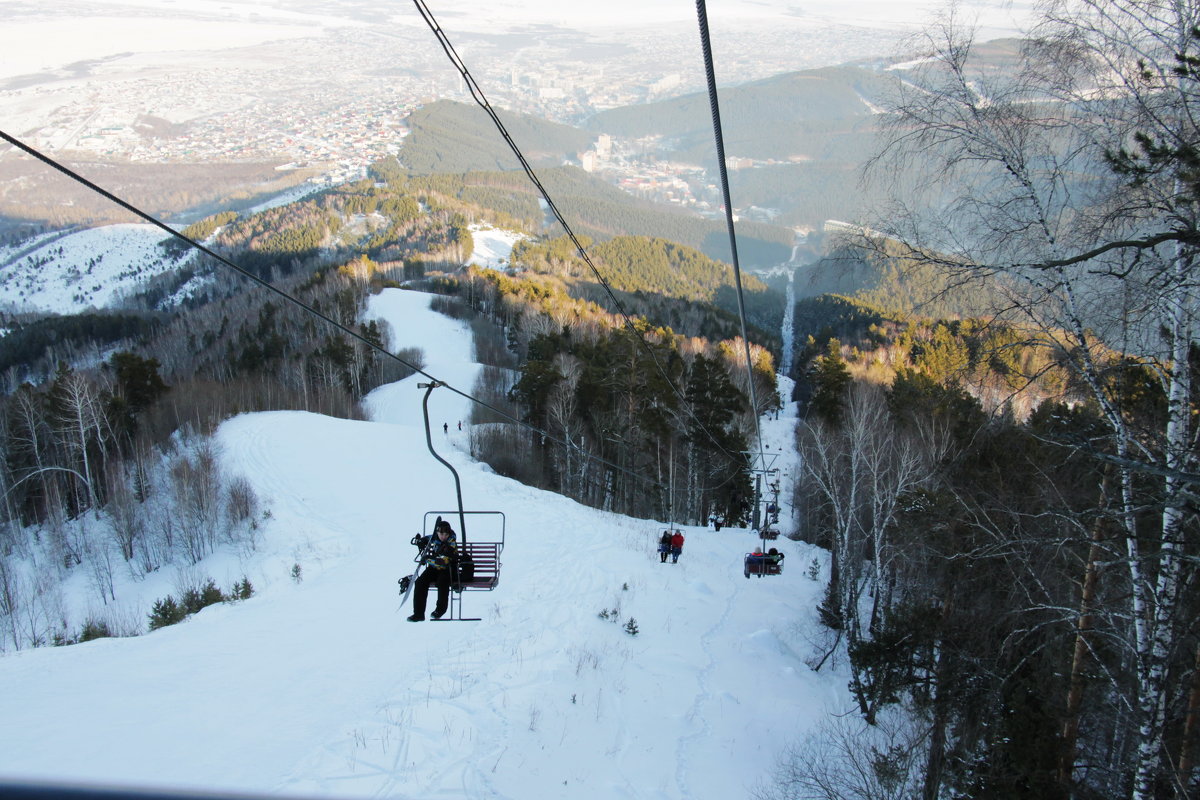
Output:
[586, 66, 896, 159]
[510, 234, 783, 344]
[0, 223, 176, 314]
[376, 158, 794, 267]
[0, 158, 317, 231]
[398, 99, 595, 174]
[0, 289, 848, 799]
[584, 66, 901, 230]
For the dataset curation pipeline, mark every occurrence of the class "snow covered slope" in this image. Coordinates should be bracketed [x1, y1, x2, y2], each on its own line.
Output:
[0, 288, 848, 799]
[0, 224, 177, 314]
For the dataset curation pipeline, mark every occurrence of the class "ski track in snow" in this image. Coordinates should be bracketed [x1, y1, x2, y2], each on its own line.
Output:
[0, 287, 850, 800]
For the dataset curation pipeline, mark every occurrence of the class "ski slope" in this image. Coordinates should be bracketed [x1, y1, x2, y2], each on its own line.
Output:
[0, 288, 849, 800]
[0, 223, 176, 314]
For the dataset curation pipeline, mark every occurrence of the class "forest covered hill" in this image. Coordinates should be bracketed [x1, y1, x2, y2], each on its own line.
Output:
[388, 101, 792, 266]
[397, 99, 595, 173]
[584, 65, 899, 231]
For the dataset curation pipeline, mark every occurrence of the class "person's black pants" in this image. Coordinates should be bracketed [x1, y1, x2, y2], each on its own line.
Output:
[413, 567, 450, 618]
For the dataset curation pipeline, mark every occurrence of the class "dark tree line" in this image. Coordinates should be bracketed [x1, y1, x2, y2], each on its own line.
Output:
[0, 243, 423, 650]
[448, 265, 777, 525]
[790, 322, 1198, 798]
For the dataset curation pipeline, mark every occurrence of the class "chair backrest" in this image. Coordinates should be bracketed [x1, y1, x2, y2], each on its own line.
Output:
[745, 553, 783, 576]
[457, 540, 502, 590]
[421, 510, 506, 591]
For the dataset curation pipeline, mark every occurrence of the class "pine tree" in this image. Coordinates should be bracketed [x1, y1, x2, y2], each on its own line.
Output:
[808, 339, 851, 426]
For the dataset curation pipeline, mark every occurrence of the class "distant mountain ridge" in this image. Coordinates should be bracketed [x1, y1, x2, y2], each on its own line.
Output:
[398, 99, 594, 174]
[580, 65, 899, 232]
[585, 65, 897, 159]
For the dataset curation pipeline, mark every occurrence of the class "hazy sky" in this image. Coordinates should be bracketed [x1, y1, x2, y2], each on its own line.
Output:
[419, 0, 1037, 33]
[0, 0, 1037, 81]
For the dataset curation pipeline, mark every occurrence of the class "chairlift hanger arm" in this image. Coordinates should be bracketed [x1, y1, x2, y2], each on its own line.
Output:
[420, 381, 467, 542]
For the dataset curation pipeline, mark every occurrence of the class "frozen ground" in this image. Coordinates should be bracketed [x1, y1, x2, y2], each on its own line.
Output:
[0, 223, 176, 314]
[0, 287, 851, 800]
[466, 225, 528, 270]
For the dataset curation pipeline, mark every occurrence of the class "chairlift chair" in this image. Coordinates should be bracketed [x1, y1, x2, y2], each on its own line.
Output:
[744, 549, 784, 579]
[421, 510, 505, 622]
[409, 381, 506, 622]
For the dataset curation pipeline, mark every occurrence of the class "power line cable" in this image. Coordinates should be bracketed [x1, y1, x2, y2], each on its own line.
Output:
[0, 128, 671, 495]
[694, 0, 768, 475]
[411, 0, 751, 471]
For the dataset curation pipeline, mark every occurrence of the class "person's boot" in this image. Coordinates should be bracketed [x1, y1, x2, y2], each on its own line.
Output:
[407, 614, 424, 622]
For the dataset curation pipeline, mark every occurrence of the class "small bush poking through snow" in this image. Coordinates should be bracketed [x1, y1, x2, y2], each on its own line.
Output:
[232, 577, 254, 600]
[78, 619, 114, 642]
[149, 576, 249, 632]
[182, 579, 224, 615]
[149, 596, 187, 631]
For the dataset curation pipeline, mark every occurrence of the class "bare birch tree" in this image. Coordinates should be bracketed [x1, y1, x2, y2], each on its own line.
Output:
[867, 3, 1200, 795]
[48, 367, 107, 511]
[799, 382, 936, 722]
[547, 352, 584, 497]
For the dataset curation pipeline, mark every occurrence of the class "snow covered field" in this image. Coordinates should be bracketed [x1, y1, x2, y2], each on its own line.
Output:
[0, 220, 531, 316]
[0, 287, 851, 800]
[0, 223, 176, 314]
[466, 225, 528, 271]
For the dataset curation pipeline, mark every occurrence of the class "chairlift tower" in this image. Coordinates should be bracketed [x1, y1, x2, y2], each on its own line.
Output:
[742, 450, 780, 531]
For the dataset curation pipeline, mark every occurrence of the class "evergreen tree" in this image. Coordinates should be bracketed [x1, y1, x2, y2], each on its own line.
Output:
[808, 339, 851, 426]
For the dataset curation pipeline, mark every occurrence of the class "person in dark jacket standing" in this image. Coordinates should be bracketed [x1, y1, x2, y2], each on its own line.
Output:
[408, 517, 457, 621]
[658, 530, 672, 563]
[670, 530, 685, 563]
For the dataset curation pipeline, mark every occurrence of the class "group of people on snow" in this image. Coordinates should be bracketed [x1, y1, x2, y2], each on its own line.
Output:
[657, 529, 685, 563]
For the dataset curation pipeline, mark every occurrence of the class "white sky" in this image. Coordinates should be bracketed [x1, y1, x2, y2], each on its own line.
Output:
[0, 0, 1037, 81]
[414, 0, 1036, 32]
[0, 275, 862, 799]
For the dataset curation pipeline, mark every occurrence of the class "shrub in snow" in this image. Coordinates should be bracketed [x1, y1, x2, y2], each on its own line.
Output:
[78, 618, 113, 642]
[182, 579, 224, 615]
[226, 477, 258, 524]
[231, 577, 253, 600]
[148, 596, 186, 631]
[623, 617, 639, 636]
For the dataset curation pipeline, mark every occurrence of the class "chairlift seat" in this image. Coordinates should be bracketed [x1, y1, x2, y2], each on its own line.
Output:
[744, 553, 783, 578]
[420, 510, 506, 621]
[456, 540, 502, 591]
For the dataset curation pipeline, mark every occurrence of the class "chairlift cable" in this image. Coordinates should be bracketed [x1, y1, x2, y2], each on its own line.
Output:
[411, 0, 751, 471]
[694, 0, 768, 476]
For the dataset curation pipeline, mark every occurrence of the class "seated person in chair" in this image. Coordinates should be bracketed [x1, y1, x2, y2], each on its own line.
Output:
[408, 517, 457, 621]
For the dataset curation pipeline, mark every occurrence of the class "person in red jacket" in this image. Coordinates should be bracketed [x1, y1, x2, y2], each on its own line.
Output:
[670, 530, 685, 563]
[658, 530, 673, 563]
